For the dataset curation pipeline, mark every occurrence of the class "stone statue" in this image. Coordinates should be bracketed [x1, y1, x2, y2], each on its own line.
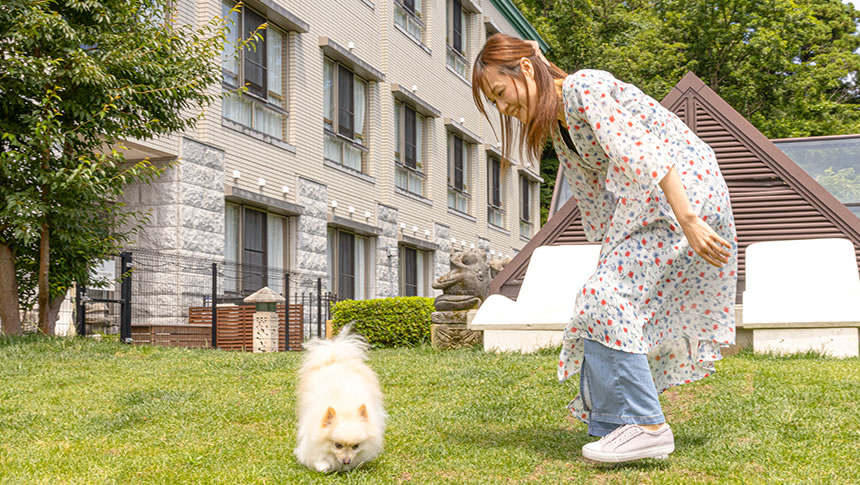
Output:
[432, 250, 491, 311]
[430, 249, 512, 349]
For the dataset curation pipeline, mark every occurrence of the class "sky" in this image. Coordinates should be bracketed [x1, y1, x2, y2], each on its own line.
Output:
[847, 0, 860, 10]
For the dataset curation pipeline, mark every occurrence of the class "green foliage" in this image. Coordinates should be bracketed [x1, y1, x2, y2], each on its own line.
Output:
[516, 0, 860, 138]
[0, 1, 243, 319]
[538, 141, 558, 225]
[330, 297, 435, 348]
[514, 0, 860, 221]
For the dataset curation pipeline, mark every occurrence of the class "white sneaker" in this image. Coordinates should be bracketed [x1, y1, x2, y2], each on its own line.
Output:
[582, 424, 675, 463]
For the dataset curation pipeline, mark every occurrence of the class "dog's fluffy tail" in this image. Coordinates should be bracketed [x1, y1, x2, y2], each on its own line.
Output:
[299, 324, 369, 372]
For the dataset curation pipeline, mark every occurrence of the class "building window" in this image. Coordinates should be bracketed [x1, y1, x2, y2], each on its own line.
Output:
[324, 58, 368, 172]
[448, 133, 471, 214]
[488, 156, 504, 228]
[446, 0, 468, 78]
[400, 246, 430, 296]
[224, 203, 290, 295]
[394, 0, 425, 42]
[221, 1, 289, 140]
[519, 175, 533, 238]
[394, 101, 426, 196]
[327, 228, 370, 300]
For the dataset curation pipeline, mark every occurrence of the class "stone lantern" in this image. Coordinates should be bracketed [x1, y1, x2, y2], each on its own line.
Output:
[244, 287, 285, 353]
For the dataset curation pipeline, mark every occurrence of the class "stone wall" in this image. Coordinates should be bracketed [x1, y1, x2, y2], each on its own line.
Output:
[120, 137, 225, 325]
[376, 204, 399, 298]
[295, 177, 329, 292]
[433, 223, 451, 296]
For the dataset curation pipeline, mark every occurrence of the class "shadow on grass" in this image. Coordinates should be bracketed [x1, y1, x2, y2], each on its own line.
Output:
[446, 424, 711, 471]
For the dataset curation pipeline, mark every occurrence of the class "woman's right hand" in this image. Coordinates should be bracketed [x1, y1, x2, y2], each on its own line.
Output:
[526, 40, 551, 67]
[680, 216, 732, 267]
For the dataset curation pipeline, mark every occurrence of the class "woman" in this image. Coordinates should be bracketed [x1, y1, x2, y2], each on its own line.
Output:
[472, 34, 737, 463]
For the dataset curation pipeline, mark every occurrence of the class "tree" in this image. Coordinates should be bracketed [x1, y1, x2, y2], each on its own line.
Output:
[514, 0, 860, 221]
[0, 0, 245, 335]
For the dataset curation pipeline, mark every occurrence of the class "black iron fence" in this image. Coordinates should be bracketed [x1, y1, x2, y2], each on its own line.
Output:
[75, 248, 341, 348]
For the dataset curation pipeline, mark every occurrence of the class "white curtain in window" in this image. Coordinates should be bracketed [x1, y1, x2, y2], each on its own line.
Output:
[324, 59, 335, 130]
[267, 27, 284, 103]
[221, 0, 240, 86]
[416, 250, 426, 296]
[267, 215, 284, 290]
[355, 236, 366, 299]
[255, 104, 283, 139]
[324, 135, 341, 163]
[354, 77, 366, 144]
[409, 171, 422, 194]
[343, 143, 362, 171]
[223, 94, 252, 126]
[396, 166, 407, 191]
[224, 204, 240, 293]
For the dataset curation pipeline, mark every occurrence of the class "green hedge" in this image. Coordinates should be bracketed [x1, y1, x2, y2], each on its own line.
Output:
[330, 297, 435, 348]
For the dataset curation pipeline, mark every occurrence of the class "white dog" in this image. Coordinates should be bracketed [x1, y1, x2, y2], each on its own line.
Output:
[294, 326, 385, 472]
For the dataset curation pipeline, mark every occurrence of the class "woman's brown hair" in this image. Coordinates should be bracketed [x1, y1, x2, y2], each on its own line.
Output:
[472, 33, 568, 165]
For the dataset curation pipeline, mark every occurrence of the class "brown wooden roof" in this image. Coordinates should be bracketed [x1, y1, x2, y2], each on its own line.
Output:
[491, 72, 860, 302]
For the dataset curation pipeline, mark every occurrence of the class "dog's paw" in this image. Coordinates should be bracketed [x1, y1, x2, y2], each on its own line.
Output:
[313, 461, 331, 473]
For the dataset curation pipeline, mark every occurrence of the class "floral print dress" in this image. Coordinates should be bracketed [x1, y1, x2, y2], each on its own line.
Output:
[551, 70, 738, 424]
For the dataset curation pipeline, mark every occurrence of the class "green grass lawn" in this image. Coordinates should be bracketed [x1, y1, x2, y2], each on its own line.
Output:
[1, 337, 858, 484]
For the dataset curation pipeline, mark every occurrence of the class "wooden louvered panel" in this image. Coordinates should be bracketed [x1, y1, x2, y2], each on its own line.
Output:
[731, 190, 802, 200]
[720, 162, 772, 171]
[215, 306, 253, 351]
[131, 324, 211, 348]
[723, 170, 779, 179]
[733, 203, 823, 212]
[713, 148, 757, 159]
[737, 232, 844, 242]
[186, 304, 303, 351]
[701, 136, 739, 145]
[735, 216, 830, 226]
[556, 220, 590, 244]
[277, 304, 304, 351]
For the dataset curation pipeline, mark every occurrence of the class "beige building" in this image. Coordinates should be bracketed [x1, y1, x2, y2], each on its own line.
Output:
[124, 0, 547, 300]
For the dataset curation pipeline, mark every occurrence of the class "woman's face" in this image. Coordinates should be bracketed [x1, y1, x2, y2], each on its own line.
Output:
[481, 59, 537, 125]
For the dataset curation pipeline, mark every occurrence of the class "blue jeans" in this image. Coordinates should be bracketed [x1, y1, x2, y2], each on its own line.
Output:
[580, 339, 665, 437]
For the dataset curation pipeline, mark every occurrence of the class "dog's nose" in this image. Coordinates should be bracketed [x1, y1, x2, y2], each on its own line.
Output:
[342, 457, 351, 464]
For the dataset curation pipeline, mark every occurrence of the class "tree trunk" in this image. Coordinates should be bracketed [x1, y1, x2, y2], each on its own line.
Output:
[0, 243, 22, 336]
[45, 291, 67, 335]
[37, 221, 52, 335]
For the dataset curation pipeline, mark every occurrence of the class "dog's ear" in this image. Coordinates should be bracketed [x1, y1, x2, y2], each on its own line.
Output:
[321, 406, 336, 427]
[358, 403, 368, 421]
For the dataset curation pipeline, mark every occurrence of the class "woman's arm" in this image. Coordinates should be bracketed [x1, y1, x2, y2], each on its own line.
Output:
[659, 167, 731, 267]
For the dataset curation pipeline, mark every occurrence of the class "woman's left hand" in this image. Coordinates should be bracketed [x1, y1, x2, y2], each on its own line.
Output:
[680, 216, 732, 267]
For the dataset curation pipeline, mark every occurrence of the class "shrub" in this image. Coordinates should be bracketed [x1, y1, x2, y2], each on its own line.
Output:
[330, 297, 435, 348]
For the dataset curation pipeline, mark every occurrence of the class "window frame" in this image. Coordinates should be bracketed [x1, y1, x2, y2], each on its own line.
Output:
[394, 101, 426, 196]
[324, 57, 369, 173]
[394, 0, 425, 42]
[519, 175, 533, 238]
[224, 202, 291, 296]
[487, 155, 505, 228]
[221, 0, 290, 140]
[447, 132, 471, 214]
[399, 245, 430, 297]
[445, 0, 468, 78]
[327, 228, 371, 300]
